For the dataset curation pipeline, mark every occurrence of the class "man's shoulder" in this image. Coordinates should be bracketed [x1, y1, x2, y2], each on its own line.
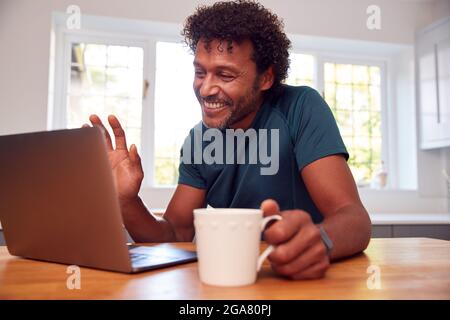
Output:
[280, 84, 315, 98]
[267, 84, 318, 124]
[271, 84, 316, 113]
[279, 84, 314, 98]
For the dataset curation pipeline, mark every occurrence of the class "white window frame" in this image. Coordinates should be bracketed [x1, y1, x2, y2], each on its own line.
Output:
[51, 14, 190, 190]
[289, 46, 393, 189]
[146, 35, 196, 190]
[321, 56, 390, 188]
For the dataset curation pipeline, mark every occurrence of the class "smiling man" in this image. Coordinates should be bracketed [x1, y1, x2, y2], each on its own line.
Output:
[86, 0, 371, 280]
[193, 38, 270, 130]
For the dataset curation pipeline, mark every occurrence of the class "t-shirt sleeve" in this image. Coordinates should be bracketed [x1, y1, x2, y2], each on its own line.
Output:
[177, 129, 207, 189]
[291, 88, 349, 171]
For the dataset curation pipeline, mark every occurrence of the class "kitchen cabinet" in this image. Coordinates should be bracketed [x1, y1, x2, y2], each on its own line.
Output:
[371, 224, 450, 240]
[393, 225, 450, 240]
[417, 16, 450, 149]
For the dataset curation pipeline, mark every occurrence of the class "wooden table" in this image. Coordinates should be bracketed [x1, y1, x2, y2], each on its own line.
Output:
[0, 238, 449, 299]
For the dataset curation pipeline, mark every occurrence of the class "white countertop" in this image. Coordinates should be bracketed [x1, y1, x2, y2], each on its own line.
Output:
[1, 212, 450, 231]
[155, 210, 450, 225]
[369, 213, 450, 225]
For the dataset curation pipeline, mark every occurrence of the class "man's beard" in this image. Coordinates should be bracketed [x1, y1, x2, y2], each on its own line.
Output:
[196, 77, 263, 129]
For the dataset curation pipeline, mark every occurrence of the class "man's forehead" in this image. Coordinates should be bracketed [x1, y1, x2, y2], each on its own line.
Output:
[195, 38, 254, 61]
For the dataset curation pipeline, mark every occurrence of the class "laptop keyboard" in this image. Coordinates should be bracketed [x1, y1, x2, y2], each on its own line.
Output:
[128, 244, 197, 267]
[130, 252, 149, 263]
[129, 250, 172, 265]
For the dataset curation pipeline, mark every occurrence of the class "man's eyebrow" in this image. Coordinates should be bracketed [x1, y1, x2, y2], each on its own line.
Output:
[193, 60, 240, 73]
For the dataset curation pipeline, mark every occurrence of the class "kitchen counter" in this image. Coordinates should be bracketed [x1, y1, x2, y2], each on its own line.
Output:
[369, 213, 450, 225]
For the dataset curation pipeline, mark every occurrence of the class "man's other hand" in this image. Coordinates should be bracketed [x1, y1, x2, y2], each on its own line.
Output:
[83, 114, 144, 207]
[261, 199, 330, 280]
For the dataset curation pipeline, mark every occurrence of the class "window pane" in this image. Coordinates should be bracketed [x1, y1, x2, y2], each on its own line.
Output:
[324, 63, 335, 83]
[335, 64, 352, 84]
[353, 136, 372, 165]
[335, 110, 353, 136]
[353, 111, 371, 136]
[353, 84, 370, 111]
[67, 42, 144, 151]
[352, 65, 369, 84]
[370, 111, 382, 137]
[324, 62, 383, 187]
[107, 45, 129, 68]
[371, 137, 382, 165]
[106, 67, 132, 97]
[369, 66, 381, 85]
[335, 84, 352, 110]
[369, 85, 381, 110]
[155, 157, 179, 186]
[285, 53, 315, 88]
[104, 97, 129, 121]
[83, 44, 106, 67]
[128, 47, 144, 70]
[324, 83, 336, 109]
[126, 98, 143, 128]
[67, 95, 104, 127]
[154, 42, 202, 186]
[69, 65, 106, 96]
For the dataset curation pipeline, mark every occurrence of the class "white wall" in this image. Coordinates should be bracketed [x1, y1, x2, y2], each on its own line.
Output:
[261, 0, 435, 44]
[1, 0, 449, 213]
[432, 0, 450, 21]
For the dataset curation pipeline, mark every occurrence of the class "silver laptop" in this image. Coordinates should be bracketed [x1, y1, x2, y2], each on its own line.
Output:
[0, 127, 197, 273]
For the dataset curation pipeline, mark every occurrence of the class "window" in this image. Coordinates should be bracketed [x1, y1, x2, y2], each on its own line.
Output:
[54, 28, 202, 188]
[286, 53, 315, 87]
[286, 55, 385, 187]
[151, 48, 385, 187]
[53, 17, 387, 190]
[153, 42, 200, 186]
[324, 62, 382, 186]
[66, 41, 145, 151]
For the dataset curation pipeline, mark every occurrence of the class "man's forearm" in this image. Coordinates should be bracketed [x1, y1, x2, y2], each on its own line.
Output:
[120, 196, 177, 243]
[320, 203, 372, 261]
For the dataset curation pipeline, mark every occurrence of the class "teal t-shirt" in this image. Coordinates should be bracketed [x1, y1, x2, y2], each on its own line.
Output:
[178, 85, 348, 223]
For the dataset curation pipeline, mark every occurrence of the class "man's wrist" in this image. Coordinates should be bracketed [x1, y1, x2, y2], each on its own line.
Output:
[318, 225, 334, 257]
[119, 195, 141, 211]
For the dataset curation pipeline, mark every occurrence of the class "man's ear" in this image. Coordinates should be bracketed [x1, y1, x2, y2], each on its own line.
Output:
[259, 66, 275, 91]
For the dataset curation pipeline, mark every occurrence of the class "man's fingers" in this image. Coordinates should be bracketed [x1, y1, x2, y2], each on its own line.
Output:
[264, 210, 311, 245]
[129, 144, 141, 165]
[129, 144, 144, 180]
[89, 114, 113, 151]
[260, 199, 281, 233]
[288, 258, 330, 280]
[107, 115, 127, 150]
[268, 223, 322, 265]
[261, 199, 280, 217]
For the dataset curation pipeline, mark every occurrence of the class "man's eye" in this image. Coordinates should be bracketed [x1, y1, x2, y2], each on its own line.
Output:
[195, 70, 205, 78]
[220, 74, 235, 81]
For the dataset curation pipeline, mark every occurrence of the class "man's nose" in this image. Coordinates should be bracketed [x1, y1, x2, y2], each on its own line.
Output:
[199, 75, 220, 98]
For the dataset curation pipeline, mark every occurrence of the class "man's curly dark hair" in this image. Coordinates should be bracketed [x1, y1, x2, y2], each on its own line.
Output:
[182, 0, 291, 98]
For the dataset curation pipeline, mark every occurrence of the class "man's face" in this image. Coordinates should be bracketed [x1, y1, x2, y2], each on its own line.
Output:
[193, 39, 266, 129]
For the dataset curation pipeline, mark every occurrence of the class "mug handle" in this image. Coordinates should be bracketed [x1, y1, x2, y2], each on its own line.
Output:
[257, 214, 283, 272]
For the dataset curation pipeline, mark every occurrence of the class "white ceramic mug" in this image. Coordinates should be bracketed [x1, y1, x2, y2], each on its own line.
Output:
[193, 208, 282, 287]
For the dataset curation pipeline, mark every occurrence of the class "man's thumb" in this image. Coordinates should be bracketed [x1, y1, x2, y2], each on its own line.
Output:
[260, 199, 280, 217]
[129, 144, 141, 164]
